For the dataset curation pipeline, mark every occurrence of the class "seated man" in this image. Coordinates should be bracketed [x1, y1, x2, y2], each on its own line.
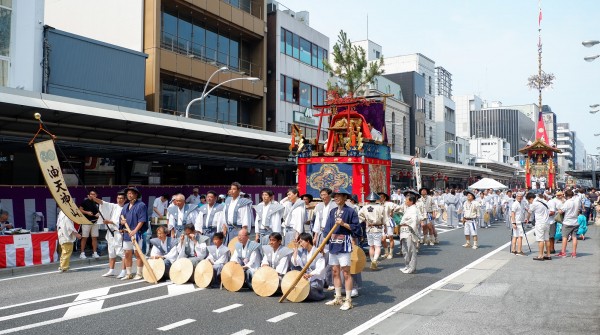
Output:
[231, 228, 262, 289]
[291, 232, 325, 301]
[206, 232, 230, 287]
[175, 223, 209, 262]
[261, 232, 293, 279]
[149, 225, 178, 274]
[0, 211, 13, 232]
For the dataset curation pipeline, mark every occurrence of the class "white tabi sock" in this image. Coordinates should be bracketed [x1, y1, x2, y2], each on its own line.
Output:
[335, 287, 342, 298]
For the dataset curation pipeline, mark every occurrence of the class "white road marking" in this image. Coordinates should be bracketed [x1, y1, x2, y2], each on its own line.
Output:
[230, 330, 254, 335]
[0, 262, 110, 282]
[74, 287, 111, 301]
[0, 282, 171, 322]
[157, 318, 196, 331]
[0, 280, 141, 311]
[63, 300, 105, 318]
[344, 238, 516, 335]
[0, 285, 203, 335]
[267, 312, 297, 323]
[62, 287, 111, 318]
[167, 283, 199, 295]
[213, 303, 243, 313]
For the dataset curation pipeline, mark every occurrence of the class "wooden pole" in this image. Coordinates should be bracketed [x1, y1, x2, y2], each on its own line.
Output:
[121, 215, 158, 284]
[279, 222, 340, 303]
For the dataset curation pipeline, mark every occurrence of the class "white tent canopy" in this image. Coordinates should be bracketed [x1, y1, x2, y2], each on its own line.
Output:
[468, 178, 508, 190]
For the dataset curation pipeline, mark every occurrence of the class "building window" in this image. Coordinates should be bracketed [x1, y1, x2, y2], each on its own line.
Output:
[285, 29, 293, 56]
[374, 50, 380, 58]
[280, 74, 325, 108]
[429, 126, 433, 145]
[285, 76, 294, 102]
[299, 37, 311, 64]
[280, 28, 327, 71]
[160, 8, 256, 75]
[428, 76, 432, 94]
[429, 101, 433, 119]
[160, 77, 241, 126]
[280, 74, 285, 101]
[299, 82, 311, 107]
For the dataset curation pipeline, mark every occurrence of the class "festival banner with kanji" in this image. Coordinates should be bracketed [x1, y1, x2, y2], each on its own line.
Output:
[33, 140, 92, 225]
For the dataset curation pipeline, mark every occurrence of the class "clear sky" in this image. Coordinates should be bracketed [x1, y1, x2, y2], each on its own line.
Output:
[279, 0, 600, 154]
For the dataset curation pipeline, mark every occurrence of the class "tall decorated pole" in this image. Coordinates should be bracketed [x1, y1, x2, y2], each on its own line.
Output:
[522, 0, 560, 191]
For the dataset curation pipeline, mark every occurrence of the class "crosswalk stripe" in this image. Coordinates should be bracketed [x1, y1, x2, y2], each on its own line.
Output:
[267, 312, 296, 323]
[157, 319, 196, 331]
[213, 303, 243, 313]
[0, 285, 203, 335]
[167, 283, 198, 295]
[230, 330, 254, 335]
[0, 282, 171, 322]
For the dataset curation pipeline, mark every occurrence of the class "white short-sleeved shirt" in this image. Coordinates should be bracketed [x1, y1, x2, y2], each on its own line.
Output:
[152, 198, 168, 218]
[510, 201, 525, 223]
[528, 200, 549, 225]
[561, 198, 579, 226]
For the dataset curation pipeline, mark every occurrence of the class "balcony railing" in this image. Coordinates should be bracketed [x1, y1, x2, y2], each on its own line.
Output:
[159, 107, 262, 130]
[161, 32, 262, 79]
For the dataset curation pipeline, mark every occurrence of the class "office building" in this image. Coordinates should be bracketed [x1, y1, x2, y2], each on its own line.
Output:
[366, 76, 410, 154]
[383, 53, 436, 156]
[454, 94, 483, 138]
[266, 0, 329, 138]
[434, 66, 455, 162]
[556, 123, 574, 174]
[471, 107, 535, 157]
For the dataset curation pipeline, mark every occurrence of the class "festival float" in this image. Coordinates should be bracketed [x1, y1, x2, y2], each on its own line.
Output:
[289, 93, 392, 201]
[518, 113, 561, 191]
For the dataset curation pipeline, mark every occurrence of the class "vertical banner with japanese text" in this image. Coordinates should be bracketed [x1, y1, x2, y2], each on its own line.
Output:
[33, 140, 92, 225]
[413, 159, 422, 190]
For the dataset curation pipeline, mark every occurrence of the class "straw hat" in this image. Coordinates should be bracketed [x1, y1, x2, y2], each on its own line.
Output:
[281, 270, 310, 303]
[228, 236, 239, 254]
[350, 247, 367, 274]
[143, 258, 165, 283]
[377, 191, 390, 201]
[169, 258, 194, 285]
[193, 259, 213, 288]
[221, 262, 245, 292]
[251, 266, 279, 297]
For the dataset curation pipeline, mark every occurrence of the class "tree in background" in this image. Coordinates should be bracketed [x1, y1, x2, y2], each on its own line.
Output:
[324, 30, 384, 97]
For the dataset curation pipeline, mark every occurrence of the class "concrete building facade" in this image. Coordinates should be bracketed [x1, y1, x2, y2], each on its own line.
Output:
[454, 94, 483, 138]
[383, 53, 436, 156]
[266, 1, 329, 138]
[434, 66, 455, 162]
[2, 0, 44, 91]
[469, 136, 510, 163]
[366, 75, 410, 155]
[471, 107, 535, 157]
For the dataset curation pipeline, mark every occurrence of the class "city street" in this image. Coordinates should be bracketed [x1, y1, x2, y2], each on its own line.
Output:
[0, 221, 513, 335]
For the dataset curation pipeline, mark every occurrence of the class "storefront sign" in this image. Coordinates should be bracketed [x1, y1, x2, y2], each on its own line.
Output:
[293, 108, 317, 126]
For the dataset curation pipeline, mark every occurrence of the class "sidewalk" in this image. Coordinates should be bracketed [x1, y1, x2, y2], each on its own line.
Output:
[359, 225, 600, 335]
[0, 253, 109, 278]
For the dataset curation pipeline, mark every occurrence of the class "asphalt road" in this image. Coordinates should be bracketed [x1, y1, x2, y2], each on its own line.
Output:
[0, 220, 515, 335]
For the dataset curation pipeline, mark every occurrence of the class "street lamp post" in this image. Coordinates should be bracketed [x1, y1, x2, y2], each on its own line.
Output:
[589, 154, 600, 188]
[184, 66, 259, 118]
[425, 140, 455, 159]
